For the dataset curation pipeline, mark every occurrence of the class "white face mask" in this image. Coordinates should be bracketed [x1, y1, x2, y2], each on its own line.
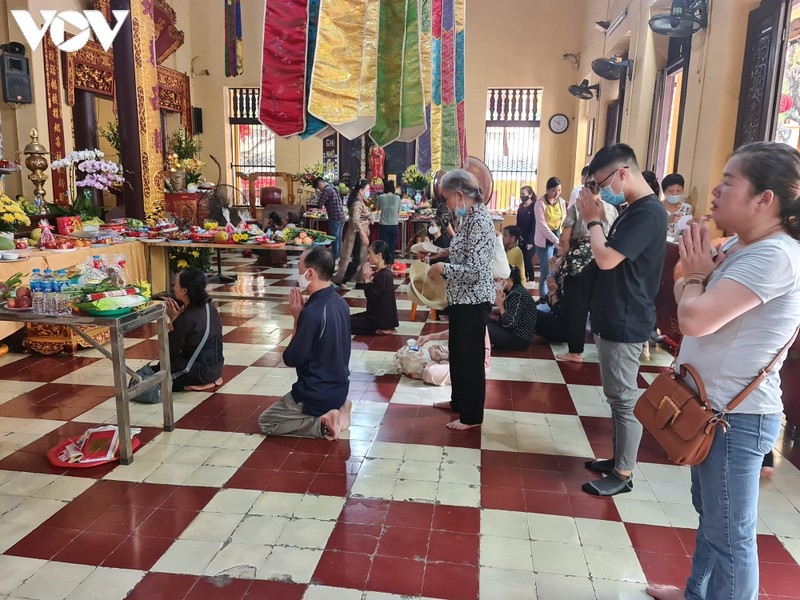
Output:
[364, 190, 371, 199]
[494, 280, 504, 292]
[665, 194, 683, 205]
[428, 225, 440, 235]
[297, 269, 311, 292]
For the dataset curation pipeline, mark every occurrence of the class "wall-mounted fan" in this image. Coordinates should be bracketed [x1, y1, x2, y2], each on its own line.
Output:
[568, 80, 600, 101]
[649, 0, 708, 37]
[591, 57, 634, 82]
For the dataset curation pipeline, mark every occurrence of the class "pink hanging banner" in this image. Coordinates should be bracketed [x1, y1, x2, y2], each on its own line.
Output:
[259, 0, 309, 137]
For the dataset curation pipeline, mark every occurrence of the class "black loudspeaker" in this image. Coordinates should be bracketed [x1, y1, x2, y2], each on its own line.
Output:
[1, 53, 32, 104]
[192, 107, 203, 134]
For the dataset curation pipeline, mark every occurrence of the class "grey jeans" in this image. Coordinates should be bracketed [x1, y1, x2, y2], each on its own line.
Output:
[258, 392, 325, 438]
[594, 334, 644, 472]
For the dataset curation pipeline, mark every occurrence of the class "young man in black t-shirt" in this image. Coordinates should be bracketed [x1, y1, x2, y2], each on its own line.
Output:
[577, 144, 668, 496]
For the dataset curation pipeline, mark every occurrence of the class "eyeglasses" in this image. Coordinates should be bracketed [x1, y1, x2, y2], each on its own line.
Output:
[585, 166, 628, 194]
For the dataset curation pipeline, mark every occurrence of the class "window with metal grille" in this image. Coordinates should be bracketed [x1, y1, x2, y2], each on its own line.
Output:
[484, 88, 541, 210]
[228, 88, 276, 203]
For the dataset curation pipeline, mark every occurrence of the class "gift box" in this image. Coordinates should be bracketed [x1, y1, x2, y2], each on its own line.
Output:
[57, 216, 83, 236]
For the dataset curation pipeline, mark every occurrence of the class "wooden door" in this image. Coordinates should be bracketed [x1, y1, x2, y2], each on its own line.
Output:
[734, 0, 790, 148]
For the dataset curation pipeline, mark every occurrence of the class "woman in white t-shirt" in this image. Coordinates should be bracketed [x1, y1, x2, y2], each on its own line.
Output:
[646, 143, 800, 600]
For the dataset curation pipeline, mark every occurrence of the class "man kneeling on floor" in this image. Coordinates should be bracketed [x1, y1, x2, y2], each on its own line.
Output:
[258, 247, 352, 440]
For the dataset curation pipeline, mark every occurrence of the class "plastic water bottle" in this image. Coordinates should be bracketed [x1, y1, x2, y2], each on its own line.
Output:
[30, 269, 43, 314]
[55, 270, 70, 315]
[42, 269, 56, 315]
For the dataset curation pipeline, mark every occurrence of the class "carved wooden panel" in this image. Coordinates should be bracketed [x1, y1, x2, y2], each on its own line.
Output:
[60, 40, 191, 128]
[157, 66, 192, 133]
[62, 39, 115, 105]
[734, 0, 788, 149]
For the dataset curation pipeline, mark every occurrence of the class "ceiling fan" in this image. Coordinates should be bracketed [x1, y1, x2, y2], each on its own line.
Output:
[592, 56, 634, 82]
[649, 0, 708, 37]
[569, 80, 600, 101]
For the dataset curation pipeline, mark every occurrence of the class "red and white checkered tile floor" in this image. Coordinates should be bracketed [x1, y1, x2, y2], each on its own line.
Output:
[1, 253, 800, 599]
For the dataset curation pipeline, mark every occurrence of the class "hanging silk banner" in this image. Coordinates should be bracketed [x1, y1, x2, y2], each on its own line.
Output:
[425, 0, 466, 172]
[309, 0, 380, 140]
[397, 0, 427, 143]
[259, 0, 309, 137]
[225, 0, 243, 77]
[455, 0, 468, 166]
[429, 0, 444, 172]
[370, 0, 407, 147]
[416, 0, 433, 171]
[299, 0, 327, 139]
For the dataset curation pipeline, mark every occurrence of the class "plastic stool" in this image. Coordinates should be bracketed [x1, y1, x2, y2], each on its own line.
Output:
[410, 303, 437, 321]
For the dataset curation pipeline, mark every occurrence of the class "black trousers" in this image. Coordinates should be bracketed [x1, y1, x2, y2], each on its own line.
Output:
[343, 232, 363, 283]
[487, 322, 530, 350]
[561, 271, 592, 354]
[351, 313, 380, 335]
[448, 303, 491, 424]
[522, 244, 536, 281]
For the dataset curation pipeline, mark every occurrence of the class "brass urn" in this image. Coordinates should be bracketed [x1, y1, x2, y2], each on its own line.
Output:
[22, 129, 49, 201]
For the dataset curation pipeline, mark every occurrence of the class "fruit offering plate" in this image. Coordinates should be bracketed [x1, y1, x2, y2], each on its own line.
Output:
[49, 247, 78, 253]
[0, 257, 29, 262]
[260, 242, 286, 248]
[1, 302, 33, 311]
[138, 237, 166, 243]
[168, 239, 194, 245]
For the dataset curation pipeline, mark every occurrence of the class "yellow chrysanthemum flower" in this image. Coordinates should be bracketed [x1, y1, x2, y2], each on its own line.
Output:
[176, 259, 189, 269]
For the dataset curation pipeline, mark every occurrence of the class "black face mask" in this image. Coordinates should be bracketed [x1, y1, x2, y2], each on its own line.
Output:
[520, 194, 528, 201]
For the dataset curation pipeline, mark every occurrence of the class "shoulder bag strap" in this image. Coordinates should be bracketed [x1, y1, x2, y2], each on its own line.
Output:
[172, 303, 211, 380]
[723, 324, 800, 412]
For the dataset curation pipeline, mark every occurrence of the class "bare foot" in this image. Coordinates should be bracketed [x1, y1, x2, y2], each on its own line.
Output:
[555, 352, 583, 363]
[446, 419, 481, 431]
[432, 401, 453, 410]
[184, 379, 222, 392]
[339, 400, 352, 433]
[320, 409, 341, 441]
[376, 329, 396, 335]
[645, 584, 685, 599]
[761, 466, 775, 479]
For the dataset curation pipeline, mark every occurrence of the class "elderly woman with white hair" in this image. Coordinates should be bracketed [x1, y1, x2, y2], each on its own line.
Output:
[427, 169, 495, 430]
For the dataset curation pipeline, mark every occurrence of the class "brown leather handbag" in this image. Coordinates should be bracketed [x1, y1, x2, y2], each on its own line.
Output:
[634, 327, 799, 466]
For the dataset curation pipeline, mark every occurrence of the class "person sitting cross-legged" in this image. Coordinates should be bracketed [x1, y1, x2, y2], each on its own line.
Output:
[257, 247, 352, 440]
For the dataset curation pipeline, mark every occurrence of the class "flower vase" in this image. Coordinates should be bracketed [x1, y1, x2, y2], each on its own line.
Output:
[186, 183, 198, 194]
[170, 170, 186, 191]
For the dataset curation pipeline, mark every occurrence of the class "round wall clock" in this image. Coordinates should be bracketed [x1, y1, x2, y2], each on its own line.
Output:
[548, 114, 569, 134]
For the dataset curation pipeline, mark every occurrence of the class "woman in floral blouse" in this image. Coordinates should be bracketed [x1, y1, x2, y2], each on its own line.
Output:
[428, 169, 495, 430]
[333, 179, 372, 289]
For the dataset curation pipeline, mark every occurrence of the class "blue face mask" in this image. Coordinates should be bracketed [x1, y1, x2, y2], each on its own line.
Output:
[599, 172, 625, 206]
[455, 202, 468, 218]
[600, 186, 625, 206]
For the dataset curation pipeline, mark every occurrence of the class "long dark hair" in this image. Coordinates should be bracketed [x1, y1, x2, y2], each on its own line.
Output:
[177, 268, 210, 307]
[347, 178, 369, 208]
[732, 142, 800, 241]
